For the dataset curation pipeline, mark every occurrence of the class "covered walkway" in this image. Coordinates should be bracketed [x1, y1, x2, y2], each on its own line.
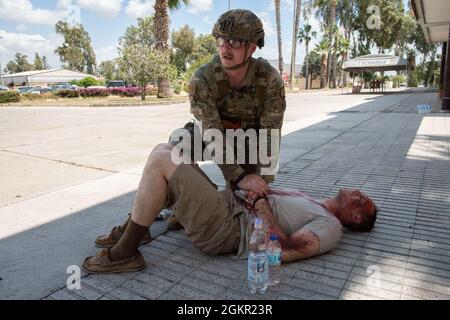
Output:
[343, 54, 409, 94]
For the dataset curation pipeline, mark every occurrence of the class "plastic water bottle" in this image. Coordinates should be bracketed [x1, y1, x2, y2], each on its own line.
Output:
[248, 217, 268, 294]
[267, 234, 282, 286]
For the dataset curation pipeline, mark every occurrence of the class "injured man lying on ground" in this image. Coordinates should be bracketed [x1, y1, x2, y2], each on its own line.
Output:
[82, 143, 378, 274]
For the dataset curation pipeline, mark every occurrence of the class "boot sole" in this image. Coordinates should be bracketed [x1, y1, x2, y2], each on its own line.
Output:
[82, 263, 146, 274]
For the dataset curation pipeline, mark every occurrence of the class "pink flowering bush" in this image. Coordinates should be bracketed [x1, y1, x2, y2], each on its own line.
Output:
[109, 87, 141, 97]
[79, 88, 110, 98]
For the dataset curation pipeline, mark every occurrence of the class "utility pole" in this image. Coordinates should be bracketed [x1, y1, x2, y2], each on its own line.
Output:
[228, 0, 230, 10]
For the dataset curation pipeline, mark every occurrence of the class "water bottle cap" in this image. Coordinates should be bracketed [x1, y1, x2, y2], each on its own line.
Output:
[270, 234, 278, 241]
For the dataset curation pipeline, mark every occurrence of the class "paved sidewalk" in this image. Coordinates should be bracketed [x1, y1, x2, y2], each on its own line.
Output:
[2, 89, 449, 300]
[43, 89, 450, 300]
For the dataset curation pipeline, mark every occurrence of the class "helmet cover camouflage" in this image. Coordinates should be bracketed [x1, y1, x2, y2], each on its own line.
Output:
[212, 9, 265, 48]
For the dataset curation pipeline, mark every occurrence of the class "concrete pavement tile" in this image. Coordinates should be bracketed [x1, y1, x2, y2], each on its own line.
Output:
[107, 286, 147, 300]
[122, 279, 165, 300]
[402, 285, 450, 300]
[133, 272, 176, 291]
[169, 283, 220, 300]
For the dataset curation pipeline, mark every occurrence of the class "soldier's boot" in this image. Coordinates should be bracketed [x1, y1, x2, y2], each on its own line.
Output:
[95, 213, 152, 248]
[166, 215, 184, 231]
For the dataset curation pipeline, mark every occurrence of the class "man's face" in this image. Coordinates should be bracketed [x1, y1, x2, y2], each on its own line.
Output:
[217, 37, 256, 68]
[337, 189, 375, 225]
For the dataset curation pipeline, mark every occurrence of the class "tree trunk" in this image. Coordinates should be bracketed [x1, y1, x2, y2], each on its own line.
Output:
[289, 0, 302, 90]
[331, 32, 338, 88]
[305, 43, 309, 90]
[427, 49, 437, 87]
[141, 85, 146, 101]
[329, 0, 337, 88]
[343, 0, 353, 89]
[341, 52, 348, 88]
[320, 55, 327, 89]
[275, 0, 284, 75]
[154, 0, 172, 98]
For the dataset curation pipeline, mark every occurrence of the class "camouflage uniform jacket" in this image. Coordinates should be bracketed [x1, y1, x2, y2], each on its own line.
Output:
[188, 55, 286, 183]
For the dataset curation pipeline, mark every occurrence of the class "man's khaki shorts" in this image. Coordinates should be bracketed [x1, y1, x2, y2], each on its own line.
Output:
[165, 164, 242, 255]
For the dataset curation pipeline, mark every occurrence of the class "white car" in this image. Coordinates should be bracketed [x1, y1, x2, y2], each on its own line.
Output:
[0, 86, 8, 91]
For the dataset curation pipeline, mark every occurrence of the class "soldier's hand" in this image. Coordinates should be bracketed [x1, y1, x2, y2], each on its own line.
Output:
[237, 174, 269, 196]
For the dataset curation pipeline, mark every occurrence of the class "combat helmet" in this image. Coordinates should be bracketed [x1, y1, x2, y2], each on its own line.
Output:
[212, 9, 265, 49]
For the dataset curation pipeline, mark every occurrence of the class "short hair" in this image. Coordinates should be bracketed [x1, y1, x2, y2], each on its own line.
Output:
[346, 204, 378, 232]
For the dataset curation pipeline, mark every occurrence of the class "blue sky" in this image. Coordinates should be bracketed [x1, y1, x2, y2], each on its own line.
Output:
[0, 0, 411, 70]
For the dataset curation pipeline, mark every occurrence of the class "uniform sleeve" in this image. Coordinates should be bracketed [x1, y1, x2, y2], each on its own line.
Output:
[257, 72, 286, 182]
[188, 73, 245, 182]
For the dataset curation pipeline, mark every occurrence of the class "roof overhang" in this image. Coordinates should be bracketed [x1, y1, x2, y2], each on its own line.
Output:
[411, 0, 450, 43]
[343, 54, 408, 72]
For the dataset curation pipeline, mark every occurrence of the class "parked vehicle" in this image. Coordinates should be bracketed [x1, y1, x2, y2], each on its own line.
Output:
[26, 87, 42, 95]
[106, 80, 126, 88]
[17, 86, 34, 94]
[0, 86, 8, 91]
[86, 86, 107, 89]
[51, 83, 77, 91]
[26, 87, 51, 94]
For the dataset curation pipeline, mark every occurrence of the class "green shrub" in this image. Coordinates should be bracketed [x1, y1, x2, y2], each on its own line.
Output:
[182, 55, 214, 92]
[55, 90, 80, 98]
[70, 77, 104, 88]
[172, 81, 183, 95]
[79, 77, 99, 88]
[0, 91, 20, 103]
[22, 93, 59, 101]
[408, 70, 419, 87]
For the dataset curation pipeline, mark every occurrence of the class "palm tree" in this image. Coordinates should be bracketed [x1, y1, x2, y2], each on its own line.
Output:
[289, 0, 302, 90]
[329, 0, 337, 88]
[337, 34, 349, 87]
[313, 39, 329, 89]
[154, 0, 188, 98]
[274, 0, 284, 76]
[337, 0, 355, 89]
[313, 0, 331, 87]
[298, 23, 317, 89]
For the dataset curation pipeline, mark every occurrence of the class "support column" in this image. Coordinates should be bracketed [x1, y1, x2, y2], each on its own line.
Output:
[442, 25, 450, 110]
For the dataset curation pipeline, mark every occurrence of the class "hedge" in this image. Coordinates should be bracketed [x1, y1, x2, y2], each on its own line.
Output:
[79, 88, 110, 98]
[54, 90, 80, 98]
[0, 91, 20, 103]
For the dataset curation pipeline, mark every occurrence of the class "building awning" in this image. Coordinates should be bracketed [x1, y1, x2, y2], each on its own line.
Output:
[343, 54, 408, 72]
[412, 0, 450, 43]
[1, 69, 98, 86]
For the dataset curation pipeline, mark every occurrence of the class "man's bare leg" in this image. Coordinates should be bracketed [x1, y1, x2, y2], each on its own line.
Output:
[108, 143, 178, 259]
[130, 143, 177, 227]
[83, 144, 179, 271]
